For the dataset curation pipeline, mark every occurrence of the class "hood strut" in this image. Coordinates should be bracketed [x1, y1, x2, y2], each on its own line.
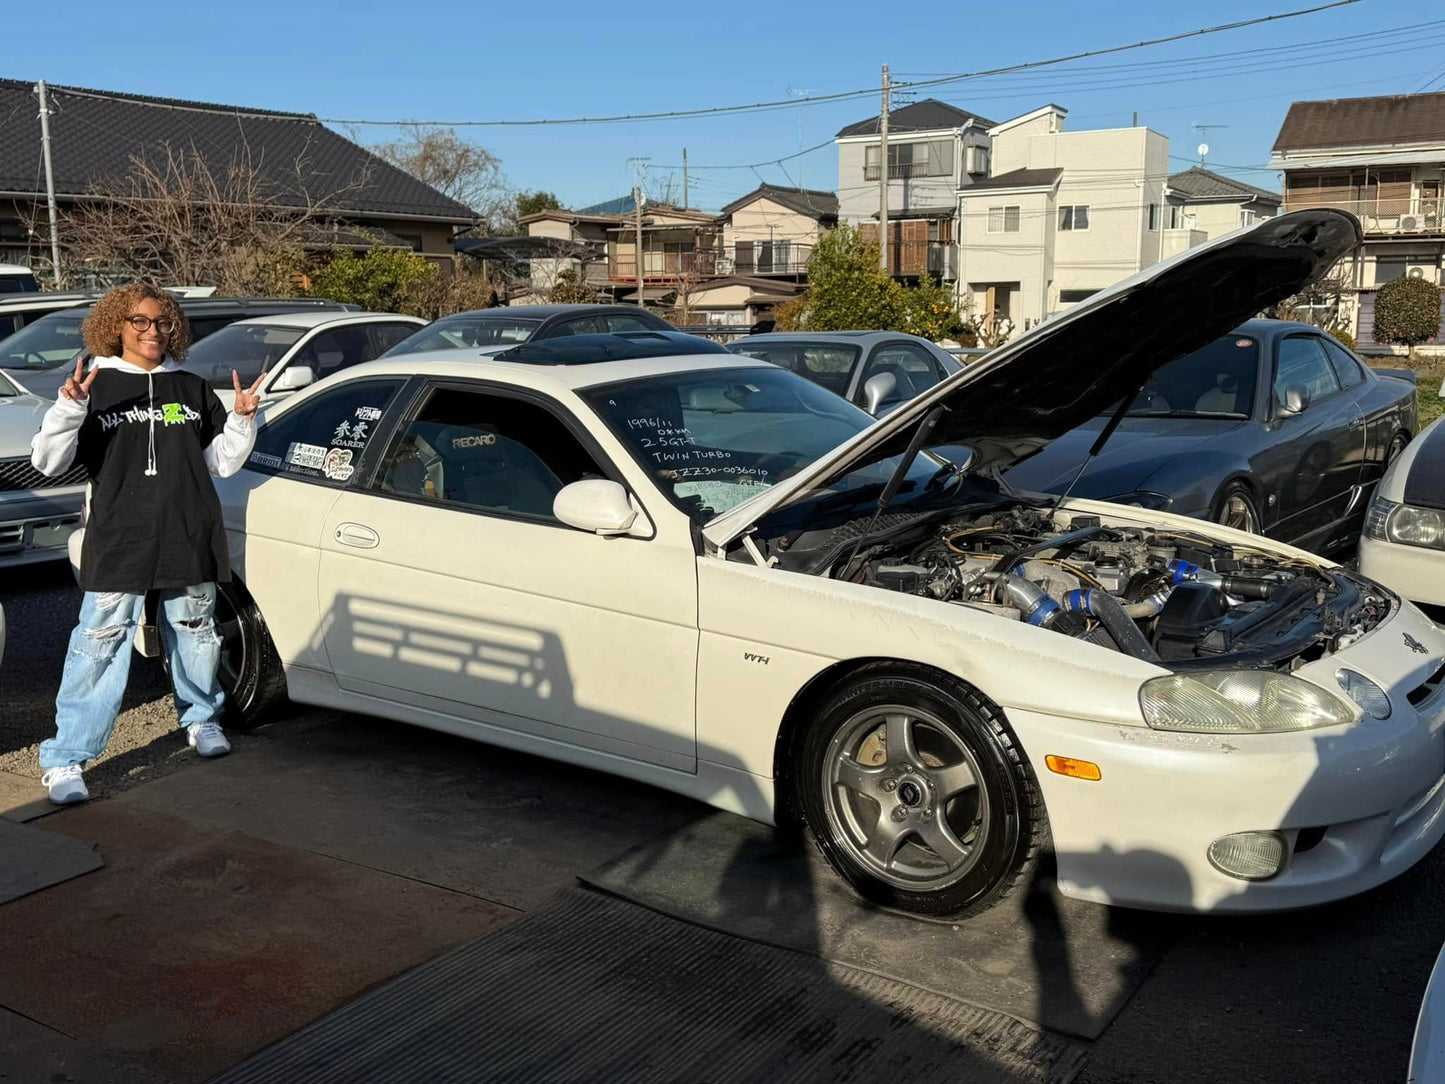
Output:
[1049, 379, 1146, 518]
[841, 404, 946, 577]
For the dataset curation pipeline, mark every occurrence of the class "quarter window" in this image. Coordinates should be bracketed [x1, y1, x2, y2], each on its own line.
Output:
[1320, 336, 1365, 389]
[372, 387, 605, 522]
[1274, 336, 1340, 406]
[247, 378, 406, 482]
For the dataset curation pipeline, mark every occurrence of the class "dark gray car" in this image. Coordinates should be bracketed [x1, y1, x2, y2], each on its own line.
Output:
[1003, 318, 1418, 554]
[725, 331, 964, 416]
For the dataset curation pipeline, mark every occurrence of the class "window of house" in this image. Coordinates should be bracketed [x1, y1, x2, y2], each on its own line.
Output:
[1167, 205, 1184, 229]
[987, 206, 1020, 233]
[1059, 289, 1098, 304]
[373, 387, 605, 522]
[248, 378, 407, 482]
[966, 144, 990, 176]
[865, 139, 954, 180]
[1238, 208, 1258, 228]
[1059, 205, 1090, 231]
[1147, 203, 1159, 231]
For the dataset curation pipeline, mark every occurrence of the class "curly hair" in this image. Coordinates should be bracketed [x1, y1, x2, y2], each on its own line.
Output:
[82, 284, 191, 361]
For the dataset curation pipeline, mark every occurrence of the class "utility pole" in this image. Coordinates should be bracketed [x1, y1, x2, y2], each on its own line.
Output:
[34, 81, 62, 287]
[682, 148, 688, 210]
[878, 64, 891, 274]
[633, 185, 646, 306]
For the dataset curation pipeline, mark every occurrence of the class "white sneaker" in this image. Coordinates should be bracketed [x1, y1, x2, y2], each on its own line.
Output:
[186, 722, 231, 758]
[40, 765, 89, 805]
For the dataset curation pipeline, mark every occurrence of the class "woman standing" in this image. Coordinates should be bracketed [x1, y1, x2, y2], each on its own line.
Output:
[30, 283, 265, 804]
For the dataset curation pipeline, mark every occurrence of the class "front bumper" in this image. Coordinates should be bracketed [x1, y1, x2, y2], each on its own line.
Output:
[0, 488, 84, 568]
[1009, 604, 1445, 913]
[1359, 533, 1445, 609]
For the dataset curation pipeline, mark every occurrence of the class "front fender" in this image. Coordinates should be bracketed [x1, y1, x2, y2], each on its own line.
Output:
[1138, 453, 1256, 523]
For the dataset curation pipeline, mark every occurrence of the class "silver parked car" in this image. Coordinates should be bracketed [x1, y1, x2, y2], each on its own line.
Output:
[0, 367, 84, 567]
[726, 331, 965, 416]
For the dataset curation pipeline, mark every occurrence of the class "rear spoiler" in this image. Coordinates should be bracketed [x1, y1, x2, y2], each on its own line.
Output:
[1374, 367, 1418, 385]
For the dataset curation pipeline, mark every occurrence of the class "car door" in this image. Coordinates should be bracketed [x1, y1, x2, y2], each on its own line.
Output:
[1266, 333, 1364, 544]
[1319, 336, 1389, 488]
[853, 341, 946, 414]
[315, 379, 701, 771]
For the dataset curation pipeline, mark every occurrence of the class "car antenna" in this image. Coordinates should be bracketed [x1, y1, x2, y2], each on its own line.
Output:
[1048, 380, 1144, 523]
[840, 404, 946, 579]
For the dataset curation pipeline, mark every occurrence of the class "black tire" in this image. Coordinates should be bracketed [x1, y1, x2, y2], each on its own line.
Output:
[161, 580, 286, 730]
[1212, 480, 1261, 534]
[1386, 431, 1410, 466]
[793, 663, 1044, 918]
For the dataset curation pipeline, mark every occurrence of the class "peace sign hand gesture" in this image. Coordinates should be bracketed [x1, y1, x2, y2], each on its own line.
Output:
[232, 368, 266, 418]
[60, 355, 97, 402]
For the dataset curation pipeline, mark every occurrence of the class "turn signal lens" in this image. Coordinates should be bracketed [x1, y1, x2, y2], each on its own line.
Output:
[1207, 831, 1287, 881]
[1336, 668, 1391, 720]
[1045, 755, 1101, 781]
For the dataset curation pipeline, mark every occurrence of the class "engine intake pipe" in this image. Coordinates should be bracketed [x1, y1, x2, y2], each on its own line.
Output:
[1061, 588, 1162, 661]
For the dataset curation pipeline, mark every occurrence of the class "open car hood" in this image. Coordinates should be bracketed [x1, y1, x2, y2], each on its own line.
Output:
[702, 209, 1361, 549]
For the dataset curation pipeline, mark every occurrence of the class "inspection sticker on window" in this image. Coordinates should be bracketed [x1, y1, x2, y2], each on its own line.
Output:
[323, 447, 354, 481]
[286, 442, 327, 470]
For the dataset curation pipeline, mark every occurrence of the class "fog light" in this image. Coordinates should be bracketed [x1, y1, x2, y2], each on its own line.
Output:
[1336, 669, 1391, 720]
[1207, 831, 1286, 881]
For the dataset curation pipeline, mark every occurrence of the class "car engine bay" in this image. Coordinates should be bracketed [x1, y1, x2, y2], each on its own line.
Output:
[769, 503, 1393, 670]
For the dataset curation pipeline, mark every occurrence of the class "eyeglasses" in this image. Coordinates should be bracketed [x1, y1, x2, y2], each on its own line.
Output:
[125, 315, 177, 335]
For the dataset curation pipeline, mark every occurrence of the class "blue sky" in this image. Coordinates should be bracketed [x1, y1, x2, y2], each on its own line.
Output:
[33, 0, 1445, 213]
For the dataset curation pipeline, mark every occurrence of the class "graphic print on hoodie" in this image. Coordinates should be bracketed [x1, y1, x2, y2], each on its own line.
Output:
[69, 359, 236, 593]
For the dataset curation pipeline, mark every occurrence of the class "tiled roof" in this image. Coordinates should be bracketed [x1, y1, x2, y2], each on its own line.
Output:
[963, 167, 1063, 191]
[719, 184, 838, 220]
[0, 79, 476, 222]
[837, 98, 996, 138]
[1167, 167, 1280, 203]
[1273, 92, 1445, 152]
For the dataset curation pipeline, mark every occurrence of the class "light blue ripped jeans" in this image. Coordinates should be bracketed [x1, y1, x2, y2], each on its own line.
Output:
[39, 584, 225, 770]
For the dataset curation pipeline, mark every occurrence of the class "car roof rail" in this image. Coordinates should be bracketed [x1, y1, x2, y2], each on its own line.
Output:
[491, 331, 731, 365]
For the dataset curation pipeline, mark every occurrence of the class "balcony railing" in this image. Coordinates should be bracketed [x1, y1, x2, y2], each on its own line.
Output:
[722, 242, 813, 276]
[863, 164, 953, 182]
[1283, 197, 1444, 234]
[878, 240, 955, 279]
[609, 250, 721, 283]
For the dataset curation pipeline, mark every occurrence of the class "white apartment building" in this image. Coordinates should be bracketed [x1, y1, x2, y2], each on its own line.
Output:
[956, 106, 1169, 332]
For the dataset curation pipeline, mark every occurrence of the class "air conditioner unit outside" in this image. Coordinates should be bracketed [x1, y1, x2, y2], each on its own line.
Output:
[1406, 262, 1436, 281]
[1400, 214, 1423, 231]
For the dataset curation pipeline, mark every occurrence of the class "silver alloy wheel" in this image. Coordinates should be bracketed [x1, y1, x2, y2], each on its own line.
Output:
[1217, 491, 1259, 533]
[821, 704, 990, 891]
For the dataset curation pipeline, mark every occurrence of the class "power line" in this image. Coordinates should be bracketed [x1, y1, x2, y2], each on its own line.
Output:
[304, 1, 1361, 128]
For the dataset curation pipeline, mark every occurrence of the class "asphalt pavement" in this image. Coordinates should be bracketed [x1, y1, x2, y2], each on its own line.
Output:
[1, 565, 1441, 1083]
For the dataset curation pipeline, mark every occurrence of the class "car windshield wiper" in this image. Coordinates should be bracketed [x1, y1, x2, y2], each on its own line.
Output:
[1125, 410, 1248, 419]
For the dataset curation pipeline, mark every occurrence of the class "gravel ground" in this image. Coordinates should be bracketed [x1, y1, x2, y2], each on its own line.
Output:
[0, 562, 269, 797]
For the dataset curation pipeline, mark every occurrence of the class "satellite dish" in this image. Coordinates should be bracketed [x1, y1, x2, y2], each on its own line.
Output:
[1197, 142, 1209, 160]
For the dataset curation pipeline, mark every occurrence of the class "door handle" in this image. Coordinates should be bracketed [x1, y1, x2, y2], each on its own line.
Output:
[334, 523, 380, 549]
[1347, 413, 1365, 430]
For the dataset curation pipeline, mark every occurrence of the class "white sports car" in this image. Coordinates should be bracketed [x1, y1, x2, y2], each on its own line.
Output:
[210, 210, 1445, 917]
[1360, 414, 1445, 623]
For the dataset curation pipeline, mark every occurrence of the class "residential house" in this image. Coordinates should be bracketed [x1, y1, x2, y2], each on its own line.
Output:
[0, 79, 476, 271]
[1268, 91, 1445, 353]
[522, 194, 721, 308]
[835, 99, 996, 280]
[956, 105, 1170, 331]
[716, 184, 837, 279]
[1165, 167, 1280, 248]
[682, 275, 806, 330]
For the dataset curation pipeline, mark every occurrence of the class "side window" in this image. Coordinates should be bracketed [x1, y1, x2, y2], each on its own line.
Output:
[372, 387, 605, 522]
[856, 343, 944, 408]
[1320, 337, 1365, 390]
[295, 327, 374, 380]
[186, 317, 234, 343]
[247, 378, 406, 483]
[369, 322, 422, 357]
[1273, 336, 1340, 406]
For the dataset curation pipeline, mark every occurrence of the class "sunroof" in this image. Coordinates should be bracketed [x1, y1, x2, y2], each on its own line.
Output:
[491, 331, 730, 365]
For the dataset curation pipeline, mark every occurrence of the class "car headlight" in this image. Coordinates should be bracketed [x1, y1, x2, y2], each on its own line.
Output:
[1107, 490, 1173, 511]
[1388, 504, 1445, 551]
[1139, 670, 1355, 733]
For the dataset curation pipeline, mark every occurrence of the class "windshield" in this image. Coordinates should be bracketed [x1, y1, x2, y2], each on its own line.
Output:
[726, 341, 860, 398]
[0, 311, 86, 370]
[383, 313, 543, 356]
[185, 323, 305, 382]
[583, 366, 952, 524]
[1121, 334, 1259, 418]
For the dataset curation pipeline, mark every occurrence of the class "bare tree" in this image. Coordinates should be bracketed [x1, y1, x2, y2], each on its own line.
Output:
[524, 237, 605, 302]
[368, 125, 506, 230]
[37, 141, 370, 294]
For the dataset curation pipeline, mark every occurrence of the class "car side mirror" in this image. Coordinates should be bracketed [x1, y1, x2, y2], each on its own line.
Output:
[1280, 385, 1311, 415]
[271, 365, 315, 392]
[553, 479, 638, 536]
[863, 372, 897, 416]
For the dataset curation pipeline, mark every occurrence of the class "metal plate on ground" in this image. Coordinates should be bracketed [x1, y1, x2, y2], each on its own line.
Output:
[216, 886, 1087, 1084]
[581, 811, 1171, 1040]
[0, 817, 101, 903]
